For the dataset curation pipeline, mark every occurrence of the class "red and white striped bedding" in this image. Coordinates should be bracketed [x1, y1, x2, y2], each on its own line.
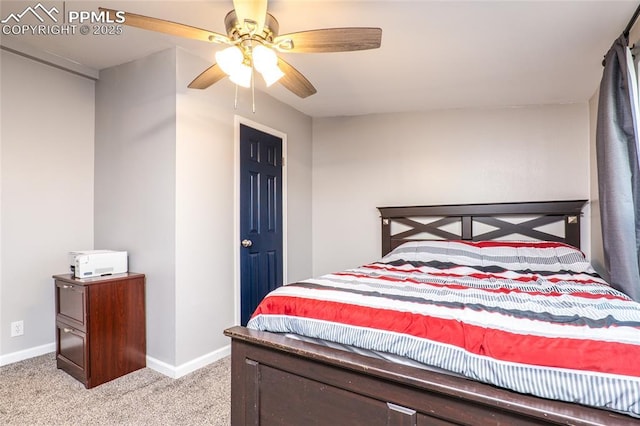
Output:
[247, 240, 640, 418]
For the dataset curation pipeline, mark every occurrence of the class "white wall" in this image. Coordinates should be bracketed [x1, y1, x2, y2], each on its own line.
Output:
[0, 50, 94, 363]
[312, 104, 590, 275]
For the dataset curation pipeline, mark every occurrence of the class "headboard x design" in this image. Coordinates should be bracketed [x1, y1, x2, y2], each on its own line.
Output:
[378, 199, 587, 256]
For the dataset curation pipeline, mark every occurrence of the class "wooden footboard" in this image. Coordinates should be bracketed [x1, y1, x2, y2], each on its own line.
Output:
[224, 326, 635, 426]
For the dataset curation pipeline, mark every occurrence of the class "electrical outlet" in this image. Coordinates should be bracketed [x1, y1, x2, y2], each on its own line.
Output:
[11, 320, 24, 337]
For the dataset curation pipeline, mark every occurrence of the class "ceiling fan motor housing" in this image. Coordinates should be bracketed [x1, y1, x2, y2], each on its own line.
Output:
[224, 10, 279, 43]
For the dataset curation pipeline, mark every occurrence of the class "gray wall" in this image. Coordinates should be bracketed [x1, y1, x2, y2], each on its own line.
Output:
[0, 46, 312, 373]
[94, 49, 178, 366]
[0, 50, 94, 362]
[312, 105, 591, 275]
[174, 48, 312, 366]
[94, 47, 313, 371]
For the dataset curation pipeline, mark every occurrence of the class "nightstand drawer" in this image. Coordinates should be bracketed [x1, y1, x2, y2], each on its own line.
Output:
[56, 281, 86, 331]
[56, 321, 89, 385]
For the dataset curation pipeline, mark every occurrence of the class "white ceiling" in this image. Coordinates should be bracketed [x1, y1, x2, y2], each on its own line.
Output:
[1, 0, 638, 117]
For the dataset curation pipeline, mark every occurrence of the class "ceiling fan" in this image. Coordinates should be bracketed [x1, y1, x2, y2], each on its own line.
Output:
[99, 1, 382, 99]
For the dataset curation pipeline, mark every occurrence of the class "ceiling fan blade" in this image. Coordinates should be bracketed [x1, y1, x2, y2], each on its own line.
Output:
[98, 7, 230, 44]
[188, 64, 227, 89]
[232, 0, 268, 34]
[277, 58, 317, 98]
[274, 28, 382, 53]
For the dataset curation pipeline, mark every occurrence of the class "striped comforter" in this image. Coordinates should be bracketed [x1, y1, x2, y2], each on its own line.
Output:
[247, 240, 640, 418]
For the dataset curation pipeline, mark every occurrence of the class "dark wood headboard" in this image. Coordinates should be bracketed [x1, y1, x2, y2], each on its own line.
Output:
[377, 200, 588, 256]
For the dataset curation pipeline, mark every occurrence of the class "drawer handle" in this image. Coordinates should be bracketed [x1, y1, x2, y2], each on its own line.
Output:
[63, 328, 73, 333]
[62, 285, 73, 289]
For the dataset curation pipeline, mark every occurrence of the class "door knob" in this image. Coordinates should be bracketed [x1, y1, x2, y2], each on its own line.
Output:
[241, 239, 253, 248]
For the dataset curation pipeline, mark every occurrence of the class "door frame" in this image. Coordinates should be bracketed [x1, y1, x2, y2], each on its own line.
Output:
[233, 115, 288, 326]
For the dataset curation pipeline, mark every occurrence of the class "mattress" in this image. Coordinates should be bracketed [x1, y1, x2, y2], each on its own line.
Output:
[283, 332, 466, 377]
[247, 240, 640, 418]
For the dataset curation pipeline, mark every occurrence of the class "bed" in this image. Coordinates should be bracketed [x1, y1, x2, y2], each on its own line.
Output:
[224, 200, 640, 425]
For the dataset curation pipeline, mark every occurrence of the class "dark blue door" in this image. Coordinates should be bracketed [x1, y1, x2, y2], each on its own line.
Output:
[240, 124, 283, 326]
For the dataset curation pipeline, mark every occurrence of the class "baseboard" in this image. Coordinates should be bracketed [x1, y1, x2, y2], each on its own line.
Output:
[0, 342, 231, 379]
[0, 342, 56, 367]
[146, 344, 231, 379]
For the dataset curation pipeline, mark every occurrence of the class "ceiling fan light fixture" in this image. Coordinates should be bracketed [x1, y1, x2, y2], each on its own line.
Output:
[252, 45, 277, 72]
[229, 63, 252, 88]
[260, 64, 285, 87]
[252, 44, 283, 86]
[215, 46, 244, 76]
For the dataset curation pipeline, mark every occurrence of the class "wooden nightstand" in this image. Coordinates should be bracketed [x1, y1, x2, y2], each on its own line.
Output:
[53, 273, 146, 388]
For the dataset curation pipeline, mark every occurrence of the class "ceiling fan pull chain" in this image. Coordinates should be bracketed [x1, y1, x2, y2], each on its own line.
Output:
[251, 66, 256, 114]
[234, 84, 239, 110]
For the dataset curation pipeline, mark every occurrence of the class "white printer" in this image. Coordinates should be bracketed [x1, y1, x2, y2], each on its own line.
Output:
[69, 250, 128, 278]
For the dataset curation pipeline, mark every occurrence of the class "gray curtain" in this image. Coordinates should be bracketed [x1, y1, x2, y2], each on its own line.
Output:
[596, 34, 640, 301]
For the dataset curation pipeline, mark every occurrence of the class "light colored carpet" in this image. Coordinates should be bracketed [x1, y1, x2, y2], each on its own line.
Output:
[0, 352, 230, 425]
